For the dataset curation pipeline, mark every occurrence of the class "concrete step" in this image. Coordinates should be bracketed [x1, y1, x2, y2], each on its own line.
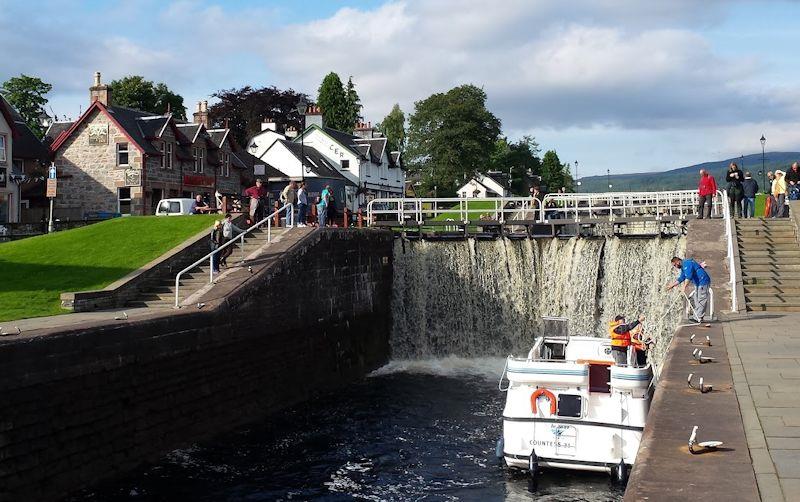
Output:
[736, 218, 795, 224]
[139, 292, 184, 303]
[741, 271, 800, 280]
[742, 272, 800, 288]
[739, 246, 800, 259]
[126, 300, 174, 309]
[741, 263, 800, 272]
[746, 302, 800, 312]
[740, 256, 800, 265]
[745, 293, 800, 303]
[737, 237, 798, 246]
[737, 231, 796, 239]
[744, 285, 800, 295]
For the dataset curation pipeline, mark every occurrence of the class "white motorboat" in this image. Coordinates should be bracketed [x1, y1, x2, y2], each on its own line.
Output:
[497, 317, 653, 481]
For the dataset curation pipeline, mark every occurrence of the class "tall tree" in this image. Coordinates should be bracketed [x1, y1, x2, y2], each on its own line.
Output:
[1, 74, 52, 138]
[208, 85, 308, 148]
[540, 150, 574, 192]
[377, 104, 406, 152]
[109, 76, 187, 119]
[490, 135, 541, 195]
[344, 76, 362, 129]
[406, 84, 501, 196]
[317, 72, 349, 132]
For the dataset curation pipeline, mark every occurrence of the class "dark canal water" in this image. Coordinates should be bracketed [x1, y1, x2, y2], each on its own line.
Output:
[72, 358, 624, 501]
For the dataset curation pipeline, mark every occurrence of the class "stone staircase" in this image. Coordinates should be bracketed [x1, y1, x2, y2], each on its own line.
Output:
[737, 218, 800, 312]
[127, 226, 289, 308]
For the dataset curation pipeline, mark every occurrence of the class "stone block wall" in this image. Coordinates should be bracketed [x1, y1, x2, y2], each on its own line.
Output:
[0, 229, 393, 501]
[54, 109, 143, 217]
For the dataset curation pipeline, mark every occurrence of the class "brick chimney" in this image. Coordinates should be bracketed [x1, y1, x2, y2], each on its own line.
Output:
[193, 100, 209, 126]
[89, 71, 112, 107]
[305, 105, 323, 129]
[354, 120, 374, 139]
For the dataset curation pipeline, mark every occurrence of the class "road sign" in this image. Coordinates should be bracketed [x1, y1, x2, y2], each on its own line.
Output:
[48, 165, 57, 180]
[46, 178, 57, 198]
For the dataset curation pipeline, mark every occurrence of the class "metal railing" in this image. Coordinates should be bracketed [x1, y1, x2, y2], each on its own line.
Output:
[367, 190, 726, 226]
[721, 189, 738, 312]
[173, 204, 291, 307]
[366, 196, 542, 226]
[539, 190, 725, 222]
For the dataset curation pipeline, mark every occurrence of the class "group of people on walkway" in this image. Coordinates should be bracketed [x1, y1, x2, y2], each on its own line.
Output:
[700, 162, 798, 219]
[610, 255, 712, 367]
[242, 178, 340, 228]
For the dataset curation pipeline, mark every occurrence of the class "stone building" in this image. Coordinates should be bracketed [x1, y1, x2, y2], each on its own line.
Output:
[48, 73, 251, 217]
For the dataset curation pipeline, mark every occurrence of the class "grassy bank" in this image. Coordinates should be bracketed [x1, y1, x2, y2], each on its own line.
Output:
[0, 215, 218, 322]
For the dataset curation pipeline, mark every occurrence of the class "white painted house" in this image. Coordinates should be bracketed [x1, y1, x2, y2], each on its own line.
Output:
[0, 96, 17, 224]
[246, 119, 286, 160]
[458, 172, 511, 198]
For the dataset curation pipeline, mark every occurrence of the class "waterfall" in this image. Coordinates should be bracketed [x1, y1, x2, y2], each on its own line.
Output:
[390, 236, 685, 364]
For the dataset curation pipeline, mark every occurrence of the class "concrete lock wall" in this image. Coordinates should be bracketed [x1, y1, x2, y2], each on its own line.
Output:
[0, 229, 394, 502]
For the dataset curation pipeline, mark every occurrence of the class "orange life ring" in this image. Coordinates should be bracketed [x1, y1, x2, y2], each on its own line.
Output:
[530, 388, 557, 415]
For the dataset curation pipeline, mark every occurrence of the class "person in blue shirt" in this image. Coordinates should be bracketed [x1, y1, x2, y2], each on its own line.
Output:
[666, 257, 712, 324]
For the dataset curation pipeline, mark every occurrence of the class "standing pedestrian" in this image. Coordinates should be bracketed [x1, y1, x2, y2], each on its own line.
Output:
[787, 162, 800, 198]
[666, 256, 712, 324]
[210, 220, 223, 273]
[297, 182, 308, 227]
[772, 170, 787, 218]
[244, 179, 268, 225]
[725, 162, 744, 218]
[317, 186, 329, 228]
[697, 169, 718, 219]
[280, 181, 298, 227]
[220, 213, 244, 267]
[764, 171, 776, 217]
[741, 172, 759, 219]
[608, 314, 645, 366]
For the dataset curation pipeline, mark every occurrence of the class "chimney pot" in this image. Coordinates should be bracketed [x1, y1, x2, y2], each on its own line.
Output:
[94, 72, 101, 87]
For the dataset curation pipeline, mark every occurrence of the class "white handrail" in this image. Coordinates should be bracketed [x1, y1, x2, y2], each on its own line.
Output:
[173, 204, 291, 307]
[366, 196, 542, 226]
[721, 189, 738, 312]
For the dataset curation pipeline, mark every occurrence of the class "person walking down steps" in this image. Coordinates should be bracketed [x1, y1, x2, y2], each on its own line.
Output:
[666, 256, 712, 326]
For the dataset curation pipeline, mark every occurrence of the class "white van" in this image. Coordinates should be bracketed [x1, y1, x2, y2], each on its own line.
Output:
[155, 198, 195, 216]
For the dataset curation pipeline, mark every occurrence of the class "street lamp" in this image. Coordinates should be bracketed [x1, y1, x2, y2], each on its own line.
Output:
[760, 134, 766, 193]
[574, 160, 579, 193]
[296, 97, 308, 181]
[607, 168, 612, 190]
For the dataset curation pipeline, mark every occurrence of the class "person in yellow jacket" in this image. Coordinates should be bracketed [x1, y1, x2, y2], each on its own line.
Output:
[609, 314, 645, 365]
[772, 170, 787, 218]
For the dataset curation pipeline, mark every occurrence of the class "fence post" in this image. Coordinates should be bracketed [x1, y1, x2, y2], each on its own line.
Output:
[273, 201, 281, 227]
[343, 207, 350, 228]
[357, 208, 363, 228]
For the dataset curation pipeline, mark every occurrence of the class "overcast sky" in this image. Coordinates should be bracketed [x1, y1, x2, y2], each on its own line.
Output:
[1, 0, 798, 176]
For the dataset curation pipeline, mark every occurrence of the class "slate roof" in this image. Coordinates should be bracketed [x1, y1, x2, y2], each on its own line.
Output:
[103, 106, 162, 155]
[232, 150, 285, 178]
[175, 123, 201, 143]
[354, 137, 387, 164]
[279, 140, 354, 183]
[320, 126, 366, 159]
[44, 121, 73, 146]
[0, 96, 48, 163]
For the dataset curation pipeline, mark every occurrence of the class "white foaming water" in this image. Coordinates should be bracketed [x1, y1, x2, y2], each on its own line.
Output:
[370, 356, 507, 380]
[390, 236, 686, 368]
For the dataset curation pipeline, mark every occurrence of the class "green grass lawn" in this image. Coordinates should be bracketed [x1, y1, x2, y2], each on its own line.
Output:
[0, 215, 218, 322]
[433, 200, 500, 221]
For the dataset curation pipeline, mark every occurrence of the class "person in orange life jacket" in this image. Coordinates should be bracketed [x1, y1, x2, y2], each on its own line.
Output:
[609, 314, 645, 365]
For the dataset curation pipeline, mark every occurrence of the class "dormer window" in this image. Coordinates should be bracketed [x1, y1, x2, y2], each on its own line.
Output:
[341, 159, 350, 169]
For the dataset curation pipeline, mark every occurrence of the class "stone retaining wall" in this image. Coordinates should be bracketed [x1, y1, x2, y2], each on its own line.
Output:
[0, 229, 393, 501]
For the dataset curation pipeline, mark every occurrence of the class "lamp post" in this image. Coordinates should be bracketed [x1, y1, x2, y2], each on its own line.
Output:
[607, 168, 612, 190]
[296, 97, 307, 181]
[574, 160, 579, 193]
[760, 134, 766, 193]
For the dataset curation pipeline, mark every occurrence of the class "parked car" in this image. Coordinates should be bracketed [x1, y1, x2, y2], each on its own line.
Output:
[155, 198, 195, 216]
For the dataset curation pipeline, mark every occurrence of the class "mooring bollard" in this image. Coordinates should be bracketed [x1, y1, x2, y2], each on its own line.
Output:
[357, 208, 363, 228]
[343, 208, 350, 228]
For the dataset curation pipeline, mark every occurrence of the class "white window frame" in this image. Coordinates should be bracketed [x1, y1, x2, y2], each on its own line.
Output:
[194, 147, 204, 173]
[222, 153, 230, 177]
[116, 142, 130, 167]
[0, 134, 7, 163]
[159, 142, 166, 168]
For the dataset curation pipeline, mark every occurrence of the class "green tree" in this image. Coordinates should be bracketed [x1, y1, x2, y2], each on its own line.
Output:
[344, 76, 362, 129]
[540, 150, 574, 192]
[317, 72, 349, 132]
[377, 103, 406, 152]
[490, 135, 541, 195]
[110, 76, 187, 119]
[1, 74, 52, 138]
[406, 84, 501, 196]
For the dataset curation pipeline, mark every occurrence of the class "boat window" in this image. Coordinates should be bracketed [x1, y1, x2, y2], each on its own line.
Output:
[589, 363, 611, 393]
[557, 394, 582, 418]
[543, 342, 566, 360]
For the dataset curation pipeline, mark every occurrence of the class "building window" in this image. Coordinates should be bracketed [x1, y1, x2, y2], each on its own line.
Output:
[341, 159, 349, 169]
[12, 158, 24, 174]
[160, 142, 166, 168]
[0, 134, 6, 163]
[116, 142, 129, 166]
[222, 153, 230, 177]
[118, 187, 132, 215]
[166, 143, 173, 169]
[194, 147, 204, 173]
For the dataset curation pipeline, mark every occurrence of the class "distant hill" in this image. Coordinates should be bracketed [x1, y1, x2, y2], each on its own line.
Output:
[578, 152, 800, 192]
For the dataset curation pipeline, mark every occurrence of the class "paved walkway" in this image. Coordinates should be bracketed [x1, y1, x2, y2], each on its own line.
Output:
[726, 312, 800, 501]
